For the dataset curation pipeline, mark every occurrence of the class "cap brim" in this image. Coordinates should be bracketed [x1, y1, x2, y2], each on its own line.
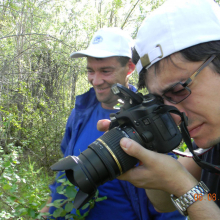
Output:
[70, 49, 118, 58]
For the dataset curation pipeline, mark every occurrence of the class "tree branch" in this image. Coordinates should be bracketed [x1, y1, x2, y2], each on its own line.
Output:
[0, 33, 73, 49]
[0, 4, 47, 19]
[121, 0, 140, 29]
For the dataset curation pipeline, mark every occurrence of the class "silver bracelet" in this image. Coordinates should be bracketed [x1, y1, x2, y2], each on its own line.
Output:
[170, 181, 210, 216]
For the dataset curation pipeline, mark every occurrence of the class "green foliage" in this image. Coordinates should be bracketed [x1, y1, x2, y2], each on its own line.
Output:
[44, 177, 107, 219]
[178, 142, 188, 152]
[0, 144, 53, 219]
[0, 0, 169, 218]
[0, 82, 68, 167]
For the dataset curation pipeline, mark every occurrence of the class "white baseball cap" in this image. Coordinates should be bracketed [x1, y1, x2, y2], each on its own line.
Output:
[70, 27, 133, 58]
[135, 0, 220, 74]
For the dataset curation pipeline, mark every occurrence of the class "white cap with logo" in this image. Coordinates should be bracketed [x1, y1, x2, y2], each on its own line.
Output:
[134, 0, 220, 74]
[70, 27, 133, 59]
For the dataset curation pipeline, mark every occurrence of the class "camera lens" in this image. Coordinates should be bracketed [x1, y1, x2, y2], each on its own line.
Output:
[51, 84, 184, 209]
[67, 127, 144, 189]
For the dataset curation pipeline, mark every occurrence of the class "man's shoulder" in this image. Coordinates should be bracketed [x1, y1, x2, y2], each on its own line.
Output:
[66, 88, 98, 123]
[76, 87, 96, 101]
[75, 88, 98, 110]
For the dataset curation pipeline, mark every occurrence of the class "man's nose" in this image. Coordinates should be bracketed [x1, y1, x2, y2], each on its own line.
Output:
[91, 72, 104, 86]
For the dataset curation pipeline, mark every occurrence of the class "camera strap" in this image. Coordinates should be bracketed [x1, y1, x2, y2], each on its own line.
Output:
[155, 105, 220, 174]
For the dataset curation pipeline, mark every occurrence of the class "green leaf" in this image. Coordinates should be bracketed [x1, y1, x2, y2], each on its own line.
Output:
[9, 196, 17, 202]
[65, 202, 74, 212]
[57, 173, 65, 179]
[3, 184, 11, 190]
[76, 209, 82, 216]
[18, 207, 28, 216]
[3, 161, 11, 167]
[57, 178, 66, 183]
[51, 199, 64, 208]
[57, 185, 64, 192]
[29, 202, 38, 208]
[57, 185, 65, 194]
[27, 195, 35, 204]
[53, 207, 64, 218]
[82, 211, 89, 218]
[60, 209, 67, 217]
[65, 186, 77, 198]
[65, 214, 75, 219]
[40, 212, 50, 218]
[46, 202, 56, 207]
[81, 203, 90, 210]
[95, 196, 107, 202]
[95, 190, 99, 197]
[28, 208, 36, 218]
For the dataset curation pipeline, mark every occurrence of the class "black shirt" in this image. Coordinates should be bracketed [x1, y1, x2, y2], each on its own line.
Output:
[194, 143, 220, 207]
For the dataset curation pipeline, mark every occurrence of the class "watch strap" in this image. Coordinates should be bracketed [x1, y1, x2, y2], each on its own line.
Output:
[170, 181, 210, 216]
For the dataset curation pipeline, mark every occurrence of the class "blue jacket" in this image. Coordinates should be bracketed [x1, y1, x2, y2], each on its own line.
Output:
[49, 86, 185, 220]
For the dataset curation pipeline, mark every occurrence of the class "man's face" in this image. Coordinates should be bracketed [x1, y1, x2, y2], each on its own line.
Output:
[87, 56, 130, 109]
[146, 53, 220, 149]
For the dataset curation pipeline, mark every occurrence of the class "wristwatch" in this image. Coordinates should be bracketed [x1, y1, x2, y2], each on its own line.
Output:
[170, 181, 210, 216]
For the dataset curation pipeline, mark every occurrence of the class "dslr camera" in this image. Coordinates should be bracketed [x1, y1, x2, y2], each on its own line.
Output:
[51, 83, 183, 209]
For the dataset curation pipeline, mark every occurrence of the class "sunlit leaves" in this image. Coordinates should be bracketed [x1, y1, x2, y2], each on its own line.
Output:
[0, 0, 166, 219]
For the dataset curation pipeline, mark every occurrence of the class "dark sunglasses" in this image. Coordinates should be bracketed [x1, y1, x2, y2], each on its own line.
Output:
[162, 55, 216, 104]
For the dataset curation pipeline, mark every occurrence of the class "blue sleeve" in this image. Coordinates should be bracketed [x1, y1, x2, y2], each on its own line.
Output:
[147, 201, 186, 220]
[135, 186, 186, 220]
[49, 181, 56, 197]
[60, 109, 76, 154]
[49, 109, 76, 196]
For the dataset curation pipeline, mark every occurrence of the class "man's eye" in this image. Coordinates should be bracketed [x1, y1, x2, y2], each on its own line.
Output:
[172, 89, 186, 95]
[169, 84, 188, 96]
[87, 70, 94, 74]
[102, 70, 111, 74]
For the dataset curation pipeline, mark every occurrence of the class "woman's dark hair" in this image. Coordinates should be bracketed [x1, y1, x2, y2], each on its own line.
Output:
[133, 40, 220, 90]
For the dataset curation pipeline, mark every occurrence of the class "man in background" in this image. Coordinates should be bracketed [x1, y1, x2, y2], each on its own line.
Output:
[40, 27, 185, 220]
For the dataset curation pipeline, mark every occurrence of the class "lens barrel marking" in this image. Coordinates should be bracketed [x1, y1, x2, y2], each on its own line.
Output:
[97, 138, 123, 175]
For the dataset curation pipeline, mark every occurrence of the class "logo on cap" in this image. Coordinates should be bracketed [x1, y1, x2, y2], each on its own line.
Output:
[93, 36, 103, 44]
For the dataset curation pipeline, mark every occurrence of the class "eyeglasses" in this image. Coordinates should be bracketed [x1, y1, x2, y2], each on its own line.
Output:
[162, 55, 216, 104]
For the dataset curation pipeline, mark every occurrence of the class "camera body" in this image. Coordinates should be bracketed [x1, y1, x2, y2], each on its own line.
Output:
[51, 83, 183, 209]
[109, 83, 182, 153]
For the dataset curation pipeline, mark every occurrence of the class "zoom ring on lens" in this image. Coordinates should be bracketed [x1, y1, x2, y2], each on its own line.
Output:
[90, 141, 118, 180]
[99, 127, 142, 174]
